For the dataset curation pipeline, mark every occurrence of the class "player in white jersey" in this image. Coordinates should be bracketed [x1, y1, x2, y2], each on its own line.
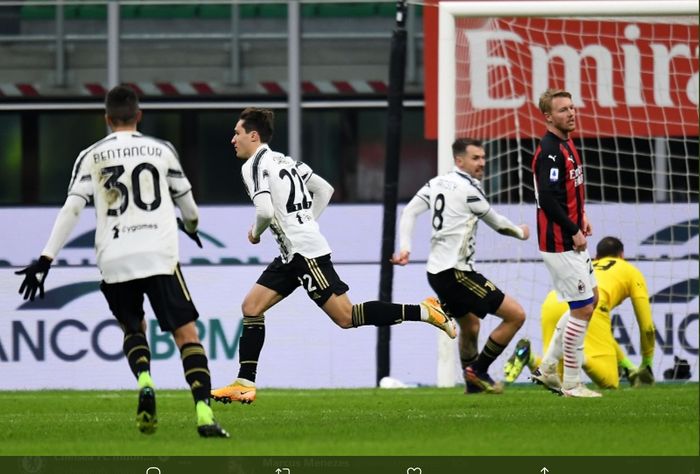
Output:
[241, 148, 331, 264]
[15, 85, 228, 438]
[392, 138, 530, 394]
[211, 107, 456, 404]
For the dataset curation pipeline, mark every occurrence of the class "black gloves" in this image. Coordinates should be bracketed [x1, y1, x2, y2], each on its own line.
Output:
[177, 217, 203, 248]
[16, 256, 52, 301]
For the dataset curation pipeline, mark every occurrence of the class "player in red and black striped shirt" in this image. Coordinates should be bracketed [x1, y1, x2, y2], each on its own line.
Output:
[530, 89, 600, 398]
[532, 129, 585, 253]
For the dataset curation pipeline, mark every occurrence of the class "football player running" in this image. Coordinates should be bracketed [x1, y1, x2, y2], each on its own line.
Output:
[211, 107, 456, 404]
[392, 138, 530, 394]
[15, 85, 229, 438]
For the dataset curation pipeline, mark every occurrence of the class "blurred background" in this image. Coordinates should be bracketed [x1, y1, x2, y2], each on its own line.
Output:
[0, 0, 434, 205]
[1, 1, 696, 205]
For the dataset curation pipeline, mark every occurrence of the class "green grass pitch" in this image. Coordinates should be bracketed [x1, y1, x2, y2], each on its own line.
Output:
[0, 384, 697, 456]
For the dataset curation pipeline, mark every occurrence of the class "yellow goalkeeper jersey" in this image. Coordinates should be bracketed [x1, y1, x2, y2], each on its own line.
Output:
[592, 256, 655, 359]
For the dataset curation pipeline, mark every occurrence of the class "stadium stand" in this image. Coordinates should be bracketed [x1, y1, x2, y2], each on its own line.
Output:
[19, 2, 416, 21]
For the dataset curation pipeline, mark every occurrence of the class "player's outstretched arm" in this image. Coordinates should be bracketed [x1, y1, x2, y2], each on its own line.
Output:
[479, 208, 529, 241]
[390, 250, 410, 266]
[519, 224, 530, 240]
[392, 194, 429, 265]
[42, 194, 86, 258]
[175, 191, 202, 247]
[177, 217, 202, 248]
[16, 256, 52, 301]
[17, 194, 86, 301]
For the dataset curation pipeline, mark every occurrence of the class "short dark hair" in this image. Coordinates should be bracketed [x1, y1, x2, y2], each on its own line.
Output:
[452, 138, 483, 158]
[596, 236, 624, 259]
[105, 85, 140, 125]
[239, 107, 275, 143]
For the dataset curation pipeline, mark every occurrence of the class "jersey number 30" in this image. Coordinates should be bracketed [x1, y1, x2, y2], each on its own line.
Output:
[101, 164, 162, 216]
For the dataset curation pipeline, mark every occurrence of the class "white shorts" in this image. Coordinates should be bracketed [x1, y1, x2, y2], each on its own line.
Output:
[540, 250, 597, 303]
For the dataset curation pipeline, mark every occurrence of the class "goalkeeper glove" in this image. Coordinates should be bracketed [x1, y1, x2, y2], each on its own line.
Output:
[637, 365, 655, 385]
[15, 256, 52, 301]
[629, 365, 655, 387]
[177, 217, 203, 248]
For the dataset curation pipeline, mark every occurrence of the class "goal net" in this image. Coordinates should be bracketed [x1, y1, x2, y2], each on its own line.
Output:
[435, 0, 699, 386]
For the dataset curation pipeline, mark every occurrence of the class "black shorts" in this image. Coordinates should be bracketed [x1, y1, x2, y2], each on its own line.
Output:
[257, 253, 349, 307]
[100, 264, 199, 333]
[427, 268, 505, 319]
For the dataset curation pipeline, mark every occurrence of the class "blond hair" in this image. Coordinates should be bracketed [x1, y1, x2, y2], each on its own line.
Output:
[538, 89, 572, 114]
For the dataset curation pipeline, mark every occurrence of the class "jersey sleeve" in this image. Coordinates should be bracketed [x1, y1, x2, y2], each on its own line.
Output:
[480, 208, 525, 239]
[164, 147, 192, 199]
[628, 265, 655, 361]
[465, 183, 524, 238]
[66, 150, 94, 203]
[535, 140, 579, 236]
[415, 182, 431, 206]
[174, 191, 199, 229]
[41, 194, 87, 259]
[295, 161, 314, 182]
[398, 193, 430, 252]
[245, 154, 270, 199]
[464, 183, 491, 217]
[251, 191, 274, 238]
[306, 173, 334, 219]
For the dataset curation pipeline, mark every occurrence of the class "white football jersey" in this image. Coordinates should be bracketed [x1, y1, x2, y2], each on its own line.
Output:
[67, 131, 191, 283]
[418, 169, 493, 274]
[241, 145, 331, 262]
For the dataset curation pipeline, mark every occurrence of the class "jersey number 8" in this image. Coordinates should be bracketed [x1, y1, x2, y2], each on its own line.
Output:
[432, 193, 445, 231]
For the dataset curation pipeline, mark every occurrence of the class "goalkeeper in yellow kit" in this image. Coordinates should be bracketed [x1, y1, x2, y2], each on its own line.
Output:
[504, 236, 656, 388]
